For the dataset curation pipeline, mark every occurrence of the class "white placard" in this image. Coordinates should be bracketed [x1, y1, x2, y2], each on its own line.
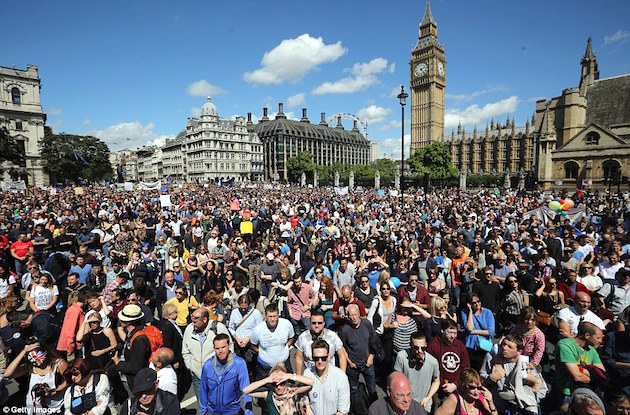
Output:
[160, 195, 172, 208]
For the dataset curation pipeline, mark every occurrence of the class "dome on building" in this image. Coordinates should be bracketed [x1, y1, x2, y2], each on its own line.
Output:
[201, 96, 218, 117]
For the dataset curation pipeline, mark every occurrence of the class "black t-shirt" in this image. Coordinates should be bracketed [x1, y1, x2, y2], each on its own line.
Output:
[472, 281, 501, 313]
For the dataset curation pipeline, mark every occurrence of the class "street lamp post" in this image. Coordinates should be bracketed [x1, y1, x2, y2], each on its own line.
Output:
[397, 85, 408, 206]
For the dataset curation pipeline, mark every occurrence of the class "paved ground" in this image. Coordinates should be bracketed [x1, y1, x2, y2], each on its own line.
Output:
[4, 339, 386, 414]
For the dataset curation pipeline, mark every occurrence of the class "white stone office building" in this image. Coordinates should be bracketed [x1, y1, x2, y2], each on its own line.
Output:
[0, 64, 47, 185]
[181, 97, 263, 183]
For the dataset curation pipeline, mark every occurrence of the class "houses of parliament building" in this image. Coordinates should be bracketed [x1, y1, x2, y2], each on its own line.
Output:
[411, 1, 630, 190]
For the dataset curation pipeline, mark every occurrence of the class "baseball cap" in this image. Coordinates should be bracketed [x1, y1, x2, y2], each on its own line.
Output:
[132, 368, 157, 395]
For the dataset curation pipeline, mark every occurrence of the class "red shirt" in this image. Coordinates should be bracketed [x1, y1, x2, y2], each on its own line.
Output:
[332, 298, 366, 330]
[427, 335, 471, 385]
[11, 240, 33, 258]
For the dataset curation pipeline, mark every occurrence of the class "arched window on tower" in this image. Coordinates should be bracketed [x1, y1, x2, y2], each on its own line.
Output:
[603, 159, 621, 181]
[564, 161, 579, 179]
[585, 131, 600, 145]
[11, 87, 21, 104]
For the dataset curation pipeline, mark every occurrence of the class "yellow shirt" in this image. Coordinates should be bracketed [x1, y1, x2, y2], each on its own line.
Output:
[165, 295, 199, 326]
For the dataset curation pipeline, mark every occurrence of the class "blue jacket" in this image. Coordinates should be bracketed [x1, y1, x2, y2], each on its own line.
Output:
[199, 354, 252, 415]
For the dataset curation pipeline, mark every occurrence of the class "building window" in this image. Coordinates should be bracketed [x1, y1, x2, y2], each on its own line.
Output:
[11, 87, 21, 104]
[15, 121, 23, 131]
[564, 162, 579, 179]
[585, 132, 600, 145]
[603, 160, 621, 180]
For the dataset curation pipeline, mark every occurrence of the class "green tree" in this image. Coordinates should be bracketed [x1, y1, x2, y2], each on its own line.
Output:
[286, 151, 316, 182]
[408, 141, 458, 179]
[40, 131, 113, 184]
[0, 127, 26, 175]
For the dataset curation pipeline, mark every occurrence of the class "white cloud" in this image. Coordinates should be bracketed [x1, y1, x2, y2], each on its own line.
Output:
[444, 96, 519, 129]
[287, 93, 306, 108]
[445, 85, 509, 102]
[191, 107, 201, 117]
[312, 57, 389, 95]
[604, 30, 630, 46]
[357, 105, 392, 125]
[187, 80, 225, 97]
[84, 121, 173, 150]
[265, 111, 298, 121]
[377, 120, 402, 132]
[388, 63, 396, 74]
[83, 119, 92, 126]
[378, 134, 412, 160]
[47, 107, 62, 116]
[244, 34, 347, 85]
[389, 86, 404, 98]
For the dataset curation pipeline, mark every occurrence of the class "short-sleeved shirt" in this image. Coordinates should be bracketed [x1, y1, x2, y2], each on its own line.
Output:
[251, 318, 294, 366]
[0, 275, 16, 298]
[394, 350, 440, 412]
[165, 296, 199, 326]
[30, 285, 59, 311]
[304, 365, 351, 415]
[295, 329, 344, 373]
[555, 337, 602, 396]
[556, 307, 605, 335]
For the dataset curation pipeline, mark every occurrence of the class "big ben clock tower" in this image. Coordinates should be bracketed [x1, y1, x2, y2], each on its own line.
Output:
[410, 0, 446, 152]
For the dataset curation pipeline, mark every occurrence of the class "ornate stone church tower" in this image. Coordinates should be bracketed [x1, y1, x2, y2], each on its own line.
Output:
[410, 0, 446, 152]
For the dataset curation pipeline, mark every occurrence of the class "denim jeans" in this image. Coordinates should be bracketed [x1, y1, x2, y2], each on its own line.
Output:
[291, 316, 311, 337]
[192, 374, 201, 399]
[347, 364, 377, 399]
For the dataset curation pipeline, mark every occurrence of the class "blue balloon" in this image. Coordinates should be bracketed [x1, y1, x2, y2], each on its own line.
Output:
[390, 277, 401, 289]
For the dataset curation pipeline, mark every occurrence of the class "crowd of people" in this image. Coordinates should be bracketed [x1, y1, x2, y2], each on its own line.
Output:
[0, 182, 629, 415]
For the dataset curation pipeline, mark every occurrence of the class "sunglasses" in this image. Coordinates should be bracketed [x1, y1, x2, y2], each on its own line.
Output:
[176, 291, 185, 295]
[409, 279, 418, 282]
[313, 355, 328, 362]
[467, 385, 484, 391]
[471, 301, 481, 305]
[381, 286, 391, 291]
[311, 321, 324, 325]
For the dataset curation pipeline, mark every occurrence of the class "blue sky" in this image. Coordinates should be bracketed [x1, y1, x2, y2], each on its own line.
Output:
[3, 0, 630, 159]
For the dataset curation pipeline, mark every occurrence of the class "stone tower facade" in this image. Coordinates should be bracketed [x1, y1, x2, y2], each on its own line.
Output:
[410, 0, 446, 153]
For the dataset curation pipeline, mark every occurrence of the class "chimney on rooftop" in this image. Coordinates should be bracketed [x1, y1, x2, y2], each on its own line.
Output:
[276, 103, 286, 119]
[336, 116, 344, 129]
[301, 108, 310, 123]
[261, 107, 269, 122]
[320, 112, 328, 126]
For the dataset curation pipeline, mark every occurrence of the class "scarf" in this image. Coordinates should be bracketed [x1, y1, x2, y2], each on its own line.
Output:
[272, 388, 298, 415]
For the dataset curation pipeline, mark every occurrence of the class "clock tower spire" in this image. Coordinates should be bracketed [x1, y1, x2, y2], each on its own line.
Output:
[410, 0, 446, 152]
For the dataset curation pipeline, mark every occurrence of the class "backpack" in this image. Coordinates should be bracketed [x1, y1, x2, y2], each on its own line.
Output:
[350, 382, 370, 415]
[130, 325, 164, 363]
[65, 285, 85, 307]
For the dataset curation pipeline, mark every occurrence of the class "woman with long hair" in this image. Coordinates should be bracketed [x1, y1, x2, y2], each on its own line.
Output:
[534, 275, 565, 315]
[577, 263, 603, 293]
[29, 273, 59, 314]
[63, 358, 113, 415]
[315, 276, 336, 328]
[427, 267, 446, 297]
[424, 296, 450, 344]
[5, 341, 68, 411]
[243, 363, 314, 415]
[435, 368, 497, 415]
[389, 296, 419, 355]
[510, 306, 546, 369]
[462, 293, 495, 371]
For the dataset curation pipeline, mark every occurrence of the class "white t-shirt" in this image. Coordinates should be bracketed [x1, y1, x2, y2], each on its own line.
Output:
[149, 362, 178, 396]
[30, 285, 59, 311]
[556, 307, 605, 335]
[0, 275, 16, 299]
[251, 318, 294, 366]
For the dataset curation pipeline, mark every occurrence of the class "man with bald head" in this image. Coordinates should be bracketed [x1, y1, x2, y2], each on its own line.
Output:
[339, 303, 378, 404]
[557, 291, 605, 338]
[368, 371, 428, 415]
[150, 347, 178, 396]
[332, 284, 366, 330]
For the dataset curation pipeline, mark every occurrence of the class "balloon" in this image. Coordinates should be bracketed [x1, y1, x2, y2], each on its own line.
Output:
[564, 199, 575, 209]
[559, 199, 565, 205]
[555, 197, 561, 201]
[390, 277, 401, 289]
[561, 211, 568, 216]
[548, 201, 561, 211]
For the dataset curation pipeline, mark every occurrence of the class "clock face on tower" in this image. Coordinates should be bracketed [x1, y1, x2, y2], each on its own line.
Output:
[438, 61, 445, 76]
[414, 61, 429, 78]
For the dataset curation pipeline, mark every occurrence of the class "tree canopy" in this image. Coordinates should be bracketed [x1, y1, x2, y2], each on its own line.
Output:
[0, 127, 26, 174]
[286, 151, 316, 182]
[40, 131, 113, 184]
[408, 141, 458, 179]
